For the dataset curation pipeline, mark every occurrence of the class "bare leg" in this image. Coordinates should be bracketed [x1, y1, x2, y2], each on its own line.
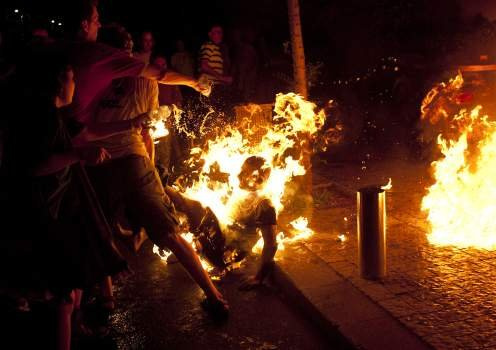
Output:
[100, 276, 115, 310]
[72, 289, 92, 336]
[73, 289, 82, 309]
[56, 290, 74, 350]
[133, 228, 148, 252]
[160, 187, 227, 304]
[122, 158, 227, 311]
[161, 233, 226, 305]
[129, 197, 224, 304]
[164, 185, 206, 230]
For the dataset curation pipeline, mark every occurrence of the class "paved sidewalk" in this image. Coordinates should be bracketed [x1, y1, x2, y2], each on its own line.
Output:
[274, 158, 496, 350]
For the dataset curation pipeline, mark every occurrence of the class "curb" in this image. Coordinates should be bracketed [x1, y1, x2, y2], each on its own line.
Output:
[272, 246, 433, 350]
[272, 263, 356, 349]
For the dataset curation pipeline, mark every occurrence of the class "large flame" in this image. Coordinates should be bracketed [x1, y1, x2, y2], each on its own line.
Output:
[251, 217, 314, 255]
[152, 93, 326, 273]
[149, 105, 172, 141]
[153, 232, 215, 272]
[181, 93, 325, 229]
[421, 74, 496, 249]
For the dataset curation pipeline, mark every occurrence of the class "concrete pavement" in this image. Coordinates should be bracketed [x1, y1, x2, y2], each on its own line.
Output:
[270, 157, 496, 350]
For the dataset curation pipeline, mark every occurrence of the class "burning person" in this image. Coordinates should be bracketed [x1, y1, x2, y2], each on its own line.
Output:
[165, 156, 278, 290]
[229, 156, 278, 289]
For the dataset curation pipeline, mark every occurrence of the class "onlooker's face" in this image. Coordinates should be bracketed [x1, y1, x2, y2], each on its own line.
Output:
[82, 5, 101, 42]
[208, 26, 223, 45]
[153, 56, 167, 70]
[125, 33, 134, 55]
[142, 32, 154, 52]
[56, 67, 75, 107]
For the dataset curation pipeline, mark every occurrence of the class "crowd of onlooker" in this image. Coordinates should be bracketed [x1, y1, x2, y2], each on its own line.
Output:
[0, 0, 298, 346]
[0, 1, 274, 348]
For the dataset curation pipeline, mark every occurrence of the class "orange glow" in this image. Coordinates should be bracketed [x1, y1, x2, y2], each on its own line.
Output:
[421, 74, 496, 249]
[252, 217, 315, 256]
[153, 93, 327, 272]
[182, 93, 323, 250]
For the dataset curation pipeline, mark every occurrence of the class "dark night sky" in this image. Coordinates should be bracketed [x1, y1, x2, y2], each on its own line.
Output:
[3, 0, 491, 37]
[460, 0, 496, 20]
[2, 0, 496, 72]
[0, 0, 289, 48]
[1, 1, 495, 43]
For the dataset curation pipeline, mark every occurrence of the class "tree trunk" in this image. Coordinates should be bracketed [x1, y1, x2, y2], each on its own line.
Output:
[287, 0, 308, 98]
[287, 0, 312, 221]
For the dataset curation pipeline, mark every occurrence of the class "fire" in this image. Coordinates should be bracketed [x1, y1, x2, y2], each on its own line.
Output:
[152, 93, 326, 273]
[251, 217, 315, 255]
[152, 244, 173, 262]
[150, 121, 169, 140]
[420, 73, 464, 126]
[285, 217, 315, 243]
[153, 232, 215, 272]
[148, 105, 172, 141]
[381, 178, 392, 190]
[180, 93, 324, 257]
[421, 74, 496, 249]
[181, 93, 324, 227]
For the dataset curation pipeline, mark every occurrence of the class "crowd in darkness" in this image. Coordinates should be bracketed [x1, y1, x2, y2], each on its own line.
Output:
[0, 1, 284, 349]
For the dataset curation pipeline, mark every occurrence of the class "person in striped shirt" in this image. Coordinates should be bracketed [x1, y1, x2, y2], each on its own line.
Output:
[199, 25, 232, 85]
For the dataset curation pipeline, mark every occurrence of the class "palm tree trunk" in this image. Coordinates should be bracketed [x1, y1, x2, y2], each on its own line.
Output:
[288, 0, 312, 220]
[287, 0, 308, 98]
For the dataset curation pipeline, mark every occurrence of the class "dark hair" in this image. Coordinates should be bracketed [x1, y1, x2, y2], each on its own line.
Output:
[141, 30, 153, 38]
[208, 23, 223, 32]
[98, 23, 129, 50]
[64, 0, 99, 36]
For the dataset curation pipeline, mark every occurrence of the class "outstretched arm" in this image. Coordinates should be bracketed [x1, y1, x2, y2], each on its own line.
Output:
[256, 224, 278, 282]
[239, 224, 278, 291]
[141, 65, 203, 90]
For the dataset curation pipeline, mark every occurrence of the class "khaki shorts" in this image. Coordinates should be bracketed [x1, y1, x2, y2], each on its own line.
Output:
[87, 155, 179, 248]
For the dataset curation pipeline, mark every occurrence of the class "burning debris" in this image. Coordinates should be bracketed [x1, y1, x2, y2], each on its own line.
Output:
[421, 73, 496, 249]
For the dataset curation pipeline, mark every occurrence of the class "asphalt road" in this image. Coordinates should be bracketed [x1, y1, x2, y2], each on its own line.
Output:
[104, 241, 334, 350]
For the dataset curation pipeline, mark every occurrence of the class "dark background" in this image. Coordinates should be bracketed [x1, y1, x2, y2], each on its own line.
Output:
[2, 0, 496, 157]
[2, 0, 495, 67]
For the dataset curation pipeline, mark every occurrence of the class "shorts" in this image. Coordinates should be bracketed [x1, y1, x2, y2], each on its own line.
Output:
[87, 155, 179, 248]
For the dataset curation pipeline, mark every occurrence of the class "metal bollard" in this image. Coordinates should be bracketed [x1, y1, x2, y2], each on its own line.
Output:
[357, 185, 387, 280]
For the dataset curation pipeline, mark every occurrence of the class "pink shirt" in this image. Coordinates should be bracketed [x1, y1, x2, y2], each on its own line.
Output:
[64, 41, 146, 123]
